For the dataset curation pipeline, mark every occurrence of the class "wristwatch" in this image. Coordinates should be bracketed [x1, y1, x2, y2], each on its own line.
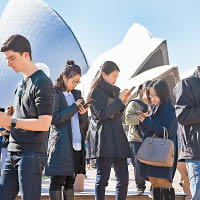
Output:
[11, 118, 17, 128]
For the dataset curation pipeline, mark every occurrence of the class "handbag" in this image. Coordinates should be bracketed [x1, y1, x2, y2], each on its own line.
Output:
[136, 127, 174, 167]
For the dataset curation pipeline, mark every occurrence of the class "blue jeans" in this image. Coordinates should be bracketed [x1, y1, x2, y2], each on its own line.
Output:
[186, 160, 200, 200]
[129, 141, 146, 190]
[95, 157, 128, 200]
[0, 151, 47, 200]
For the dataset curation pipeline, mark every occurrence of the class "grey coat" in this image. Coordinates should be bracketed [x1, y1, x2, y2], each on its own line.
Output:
[45, 87, 88, 176]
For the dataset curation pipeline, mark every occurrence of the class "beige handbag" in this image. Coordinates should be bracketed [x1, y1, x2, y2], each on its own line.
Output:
[136, 127, 174, 167]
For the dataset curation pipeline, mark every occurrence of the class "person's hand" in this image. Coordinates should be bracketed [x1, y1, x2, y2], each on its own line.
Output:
[76, 99, 84, 106]
[0, 112, 11, 129]
[0, 130, 7, 136]
[119, 89, 130, 104]
[136, 112, 148, 123]
[79, 104, 89, 115]
[143, 112, 149, 118]
[136, 114, 145, 123]
[123, 94, 131, 105]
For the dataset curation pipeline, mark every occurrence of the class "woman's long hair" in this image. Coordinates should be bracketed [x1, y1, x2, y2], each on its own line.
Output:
[87, 61, 120, 101]
[147, 79, 171, 103]
[55, 60, 81, 91]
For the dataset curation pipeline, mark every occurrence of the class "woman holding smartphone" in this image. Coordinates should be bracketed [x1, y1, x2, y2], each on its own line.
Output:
[125, 80, 152, 195]
[87, 61, 131, 200]
[137, 79, 178, 200]
[45, 60, 89, 200]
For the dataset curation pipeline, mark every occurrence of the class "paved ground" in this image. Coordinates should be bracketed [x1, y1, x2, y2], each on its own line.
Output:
[41, 164, 185, 196]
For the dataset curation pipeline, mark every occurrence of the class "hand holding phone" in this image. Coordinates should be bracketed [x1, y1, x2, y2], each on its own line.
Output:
[83, 99, 95, 109]
[135, 110, 146, 118]
[127, 86, 136, 96]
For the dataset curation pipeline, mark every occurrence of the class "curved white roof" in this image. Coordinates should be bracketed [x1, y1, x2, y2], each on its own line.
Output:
[0, 0, 88, 107]
[119, 65, 178, 91]
[79, 23, 169, 98]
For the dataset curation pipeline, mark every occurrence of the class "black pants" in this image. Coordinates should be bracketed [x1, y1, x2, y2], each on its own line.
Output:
[95, 157, 128, 200]
[50, 150, 82, 191]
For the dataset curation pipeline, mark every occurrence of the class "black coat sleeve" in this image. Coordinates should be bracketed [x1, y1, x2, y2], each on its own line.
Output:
[91, 88, 124, 121]
[174, 80, 200, 126]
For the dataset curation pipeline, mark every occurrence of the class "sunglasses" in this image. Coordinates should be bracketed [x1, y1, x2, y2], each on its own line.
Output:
[18, 79, 25, 98]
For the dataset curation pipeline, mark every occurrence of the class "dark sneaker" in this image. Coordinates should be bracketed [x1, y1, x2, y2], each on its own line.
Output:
[136, 188, 145, 195]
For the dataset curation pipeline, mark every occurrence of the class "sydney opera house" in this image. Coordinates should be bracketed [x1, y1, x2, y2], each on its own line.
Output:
[0, 0, 89, 107]
[0, 0, 179, 107]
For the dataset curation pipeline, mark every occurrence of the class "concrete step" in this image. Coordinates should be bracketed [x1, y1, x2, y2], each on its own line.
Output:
[16, 194, 186, 200]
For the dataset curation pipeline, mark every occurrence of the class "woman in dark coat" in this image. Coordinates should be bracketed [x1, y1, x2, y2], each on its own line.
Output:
[137, 79, 178, 200]
[45, 61, 89, 200]
[87, 61, 131, 200]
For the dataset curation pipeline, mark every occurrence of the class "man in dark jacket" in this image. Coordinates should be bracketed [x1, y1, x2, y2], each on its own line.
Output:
[174, 66, 200, 199]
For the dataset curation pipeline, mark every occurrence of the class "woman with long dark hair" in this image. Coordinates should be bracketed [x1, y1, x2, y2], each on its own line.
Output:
[87, 61, 131, 200]
[45, 60, 89, 200]
[137, 79, 178, 200]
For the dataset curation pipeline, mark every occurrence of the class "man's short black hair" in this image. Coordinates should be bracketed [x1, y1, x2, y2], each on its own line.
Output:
[1, 34, 32, 60]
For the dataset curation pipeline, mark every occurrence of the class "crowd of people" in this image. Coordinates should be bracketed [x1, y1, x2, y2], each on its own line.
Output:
[0, 34, 199, 200]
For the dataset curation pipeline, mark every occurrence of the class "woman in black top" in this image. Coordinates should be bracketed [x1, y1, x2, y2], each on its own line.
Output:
[87, 61, 131, 200]
[45, 61, 89, 200]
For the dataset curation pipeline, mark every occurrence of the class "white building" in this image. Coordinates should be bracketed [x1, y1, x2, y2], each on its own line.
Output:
[0, 0, 88, 107]
[79, 23, 170, 99]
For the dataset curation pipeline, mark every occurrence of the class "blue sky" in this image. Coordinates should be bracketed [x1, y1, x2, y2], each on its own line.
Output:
[1, 0, 200, 73]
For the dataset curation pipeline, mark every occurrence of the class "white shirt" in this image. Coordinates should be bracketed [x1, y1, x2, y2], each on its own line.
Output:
[63, 91, 82, 151]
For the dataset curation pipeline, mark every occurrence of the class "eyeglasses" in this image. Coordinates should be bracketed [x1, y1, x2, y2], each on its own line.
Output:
[149, 94, 158, 98]
[72, 80, 81, 84]
[18, 79, 25, 98]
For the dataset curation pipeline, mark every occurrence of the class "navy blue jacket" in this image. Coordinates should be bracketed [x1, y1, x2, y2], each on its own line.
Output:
[139, 100, 178, 182]
[45, 87, 88, 176]
[87, 80, 131, 159]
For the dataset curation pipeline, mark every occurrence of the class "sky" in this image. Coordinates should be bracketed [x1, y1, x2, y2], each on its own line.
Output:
[1, 0, 200, 73]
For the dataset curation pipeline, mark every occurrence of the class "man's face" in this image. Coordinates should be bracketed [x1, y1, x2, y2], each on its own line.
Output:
[3, 50, 27, 73]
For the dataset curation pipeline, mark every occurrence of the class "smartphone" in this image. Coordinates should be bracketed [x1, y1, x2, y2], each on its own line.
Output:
[136, 110, 145, 117]
[83, 99, 95, 109]
[127, 86, 136, 95]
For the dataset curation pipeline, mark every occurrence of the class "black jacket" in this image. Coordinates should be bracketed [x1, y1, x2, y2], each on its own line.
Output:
[45, 87, 88, 176]
[87, 80, 131, 159]
[174, 67, 200, 161]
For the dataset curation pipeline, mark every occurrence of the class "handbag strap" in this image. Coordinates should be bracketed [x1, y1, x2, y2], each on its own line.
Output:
[152, 127, 168, 139]
[163, 127, 169, 139]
